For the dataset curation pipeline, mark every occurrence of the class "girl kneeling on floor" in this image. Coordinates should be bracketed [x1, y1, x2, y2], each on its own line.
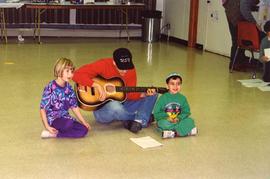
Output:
[40, 58, 90, 139]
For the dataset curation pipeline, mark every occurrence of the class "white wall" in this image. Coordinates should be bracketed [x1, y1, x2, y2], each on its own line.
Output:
[197, 0, 208, 46]
[162, 0, 215, 46]
[201, 1, 231, 55]
[163, 0, 190, 41]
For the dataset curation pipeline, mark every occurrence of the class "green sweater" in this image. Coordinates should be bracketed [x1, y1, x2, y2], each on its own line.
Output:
[153, 92, 191, 122]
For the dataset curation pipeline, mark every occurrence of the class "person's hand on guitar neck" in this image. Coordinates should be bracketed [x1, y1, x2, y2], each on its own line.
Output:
[92, 82, 106, 101]
[140, 88, 156, 97]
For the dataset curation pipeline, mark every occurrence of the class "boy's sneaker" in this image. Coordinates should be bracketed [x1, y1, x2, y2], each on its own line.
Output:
[188, 127, 198, 136]
[162, 130, 176, 139]
[41, 130, 56, 139]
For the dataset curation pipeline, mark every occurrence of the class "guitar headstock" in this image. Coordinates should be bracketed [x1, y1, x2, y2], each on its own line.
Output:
[147, 87, 168, 94]
[156, 87, 168, 94]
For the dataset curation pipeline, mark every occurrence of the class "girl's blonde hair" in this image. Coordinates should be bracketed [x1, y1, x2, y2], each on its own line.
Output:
[54, 58, 75, 77]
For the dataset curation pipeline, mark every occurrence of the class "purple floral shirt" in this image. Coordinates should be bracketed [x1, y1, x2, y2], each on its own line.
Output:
[40, 80, 78, 125]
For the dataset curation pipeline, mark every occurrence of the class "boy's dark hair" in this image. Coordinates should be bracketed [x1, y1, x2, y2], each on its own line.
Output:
[166, 73, 182, 84]
[264, 21, 270, 33]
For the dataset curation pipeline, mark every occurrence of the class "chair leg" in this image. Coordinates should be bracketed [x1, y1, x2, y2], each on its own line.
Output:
[230, 47, 239, 73]
[251, 52, 256, 79]
[248, 54, 252, 63]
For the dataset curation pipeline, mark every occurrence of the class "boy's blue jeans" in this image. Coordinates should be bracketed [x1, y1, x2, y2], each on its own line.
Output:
[93, 94, 157, 128]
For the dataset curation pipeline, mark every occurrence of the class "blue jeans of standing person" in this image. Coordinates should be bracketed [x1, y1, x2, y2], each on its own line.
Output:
[93, 94, 158, 128]
[51, 117, 88, 138]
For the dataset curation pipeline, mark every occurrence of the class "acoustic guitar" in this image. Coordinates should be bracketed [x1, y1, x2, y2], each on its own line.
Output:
[75, 76, 168, 111]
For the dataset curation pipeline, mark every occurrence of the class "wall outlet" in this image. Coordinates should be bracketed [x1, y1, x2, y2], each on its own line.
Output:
[166, 23, 170, 30]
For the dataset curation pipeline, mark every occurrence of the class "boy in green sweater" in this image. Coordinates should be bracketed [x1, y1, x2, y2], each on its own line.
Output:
[153, 73, 197, 138]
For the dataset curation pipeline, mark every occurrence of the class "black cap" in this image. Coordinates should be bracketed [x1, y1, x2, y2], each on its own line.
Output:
[113, 48, 134, 70]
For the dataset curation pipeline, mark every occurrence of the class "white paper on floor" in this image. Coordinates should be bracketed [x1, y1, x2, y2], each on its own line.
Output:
[238, 79, 270, 89]
[258, 85, 270, 91]
[238, 79, 263, 83]
[130, 136, 163, 149]
[238, 79, 263, 84]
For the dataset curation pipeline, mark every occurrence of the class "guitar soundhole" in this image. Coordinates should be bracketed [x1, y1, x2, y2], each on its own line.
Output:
[91, 87, 95, 96]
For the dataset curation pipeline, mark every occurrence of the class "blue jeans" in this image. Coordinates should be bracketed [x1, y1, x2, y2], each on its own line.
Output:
[93, 94, 157, 127]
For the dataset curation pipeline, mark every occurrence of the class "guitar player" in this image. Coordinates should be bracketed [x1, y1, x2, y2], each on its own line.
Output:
[72, 48, 158, 133]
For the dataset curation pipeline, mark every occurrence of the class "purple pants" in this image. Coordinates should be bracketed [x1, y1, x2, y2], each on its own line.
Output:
[51, 117, 88, 138]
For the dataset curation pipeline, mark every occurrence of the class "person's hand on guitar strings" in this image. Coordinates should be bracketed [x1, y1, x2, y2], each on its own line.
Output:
[147, 88, 156, 96]
[92, 82, 106, 101]
[141, 88, 156, 97]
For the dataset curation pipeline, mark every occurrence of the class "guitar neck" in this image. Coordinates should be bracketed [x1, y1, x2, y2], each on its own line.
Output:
[115, 86, 168, 94]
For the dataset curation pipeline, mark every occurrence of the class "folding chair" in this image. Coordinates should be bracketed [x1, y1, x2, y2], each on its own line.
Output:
[230, 21, 260, 79]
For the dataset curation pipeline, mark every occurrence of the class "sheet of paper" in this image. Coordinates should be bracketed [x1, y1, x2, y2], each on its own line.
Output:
[130, 136, 163, 149]
[238, 79, 263, 84]
[264, 48, 270, 61]
[258, 85, 270, 91]
[237, 79, 270, 89]
[241, 82, 269, 88]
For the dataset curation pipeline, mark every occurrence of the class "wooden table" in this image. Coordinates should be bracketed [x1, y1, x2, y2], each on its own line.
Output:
[25, 2, 145, 43]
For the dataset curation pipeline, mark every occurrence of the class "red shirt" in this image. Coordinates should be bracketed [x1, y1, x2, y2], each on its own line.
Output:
[72, 58, 141, 100]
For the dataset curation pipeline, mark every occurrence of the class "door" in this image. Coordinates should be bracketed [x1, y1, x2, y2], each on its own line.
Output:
[204, 0, 231, 56]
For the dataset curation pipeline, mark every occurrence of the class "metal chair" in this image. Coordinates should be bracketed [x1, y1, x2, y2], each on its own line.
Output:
[230, 21, 260, 79]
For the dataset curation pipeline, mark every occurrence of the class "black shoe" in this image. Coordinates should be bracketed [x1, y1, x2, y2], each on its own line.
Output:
[123, 120, 132, 130]
[129, 121, 142, 133]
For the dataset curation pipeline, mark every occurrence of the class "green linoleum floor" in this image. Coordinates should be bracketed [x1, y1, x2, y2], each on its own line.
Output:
[0, 38, 270, 179]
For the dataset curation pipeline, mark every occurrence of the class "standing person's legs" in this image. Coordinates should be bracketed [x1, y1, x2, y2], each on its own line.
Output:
[51, 117, 88, 138]
[228, 21, 246, 69]
[93, 101, 136, 124]
[263, 61, 270, 82]
[124, 94, 158, 127]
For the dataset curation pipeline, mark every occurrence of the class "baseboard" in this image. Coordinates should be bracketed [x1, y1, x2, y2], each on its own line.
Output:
[160, 34, 203, 50]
